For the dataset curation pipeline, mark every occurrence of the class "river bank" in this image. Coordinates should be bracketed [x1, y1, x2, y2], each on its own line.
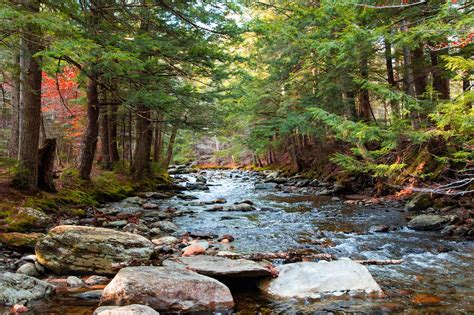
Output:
[0, 169, 473, 313]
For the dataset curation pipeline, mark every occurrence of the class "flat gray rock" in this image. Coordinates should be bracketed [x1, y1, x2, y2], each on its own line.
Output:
[94, 304, 159, 315]
[163, 255, 271, 278]
[258, 259, 382, 299]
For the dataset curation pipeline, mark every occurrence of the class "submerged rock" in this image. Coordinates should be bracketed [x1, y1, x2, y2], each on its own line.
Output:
[254, 183, 277, 190]
[258, 259, 382, 299]
[94, 304, 159, 315]
[0, 272, 55, 305]
[163, 255, 271, 278]
[100, 266, 234, 312]
[35, 225, 154, 275]
[228, 203, 256, 212]
[407, 214, 450, 231]
[185, 183, 209, 191]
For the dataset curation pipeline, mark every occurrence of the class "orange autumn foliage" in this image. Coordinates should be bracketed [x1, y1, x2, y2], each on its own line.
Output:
[41, 67, 86, 150]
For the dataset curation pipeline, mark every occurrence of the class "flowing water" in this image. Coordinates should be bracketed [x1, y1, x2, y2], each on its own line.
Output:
[3, 170, 473, 314]
[167, 170, 474, 313]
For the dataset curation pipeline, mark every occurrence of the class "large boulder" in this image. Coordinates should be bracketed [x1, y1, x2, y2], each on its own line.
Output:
[93, 304, 159, 315]
[407, 214, 450, 231]
[100, 266, 234, 312]
[405, 193, 433, 212]
[35, 225, 154, 275]
[258, 259, 382, 299]
[162, 256, 271, 278]
[0, 272, 55, 305]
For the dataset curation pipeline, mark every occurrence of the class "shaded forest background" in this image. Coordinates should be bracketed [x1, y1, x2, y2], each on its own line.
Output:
[0, 0, 472, 197]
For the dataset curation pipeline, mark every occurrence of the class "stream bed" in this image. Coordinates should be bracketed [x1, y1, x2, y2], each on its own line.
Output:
[3, 170, 473, 314]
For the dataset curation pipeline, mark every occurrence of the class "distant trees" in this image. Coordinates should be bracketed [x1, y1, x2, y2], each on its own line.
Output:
[0, 0, 239, 189]
[221, 0, 473, 183]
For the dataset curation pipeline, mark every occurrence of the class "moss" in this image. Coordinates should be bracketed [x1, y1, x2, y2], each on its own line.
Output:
[0, 232, 44, 248]
[2, 169, 173, 231]
[92, 172, 134, 201]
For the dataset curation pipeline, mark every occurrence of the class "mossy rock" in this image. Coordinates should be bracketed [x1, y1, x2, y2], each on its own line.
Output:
[0, 232, 45, 249]
[4, 207, 52, 232]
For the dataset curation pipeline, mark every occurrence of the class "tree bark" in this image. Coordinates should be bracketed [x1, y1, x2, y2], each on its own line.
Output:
[401, 20, 418, 128]
[9, 54, 20, 159]
[153, 112, 164, 163]
[78, 77, 100, 180]
[131, 106, 153, 178]
[412, 46, 428, 97]
[37, 138, 56, 192]
[99, 99, 111, 169]
[108, 103, 120, 163]
[164, 125, 178, 169]
[384, 38, 400, 117]
[14, 0, 42, 189]
[430, 50, 450, 100]
[357, 55, 372, 121]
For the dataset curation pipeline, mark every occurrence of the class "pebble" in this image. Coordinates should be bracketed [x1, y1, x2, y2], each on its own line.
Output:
[67, 276, 84, 287]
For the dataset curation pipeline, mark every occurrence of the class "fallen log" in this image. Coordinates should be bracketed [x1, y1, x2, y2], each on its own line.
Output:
[220, 251, 336, 262]
[217, 251, 403, 265]
[354, 259, 404, 265]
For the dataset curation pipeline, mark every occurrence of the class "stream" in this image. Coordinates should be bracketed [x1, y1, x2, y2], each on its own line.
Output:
[5, 170, 473, 314]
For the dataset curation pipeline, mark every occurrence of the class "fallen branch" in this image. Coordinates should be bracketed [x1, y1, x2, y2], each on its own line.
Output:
[354, 259, 404, 265]
[220, 251, 336, 262]
[217, 251, 403, 266]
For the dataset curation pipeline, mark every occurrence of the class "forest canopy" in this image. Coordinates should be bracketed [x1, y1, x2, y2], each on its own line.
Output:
[0, 0, 472, 194]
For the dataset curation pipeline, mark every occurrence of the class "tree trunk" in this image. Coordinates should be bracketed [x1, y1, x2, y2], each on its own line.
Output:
[357, 55, 372, 121]
[37, 138, 56, 192]
[108, 103, 120, 163]
[384, 38, 400, 116]
[78, 77, 100, 180]
[430, 50, 450, 100]
[153, 112, 164, 163]
[412, 46, 428, 97]
[164, 125, 178, 169]
[131, 106, 153, 178]
[128, 109, 133, 167]
[401, 20, 418, 128]
[13, 0, 42, 189]
[9, 54, 20, 159]
[463, 78, 471, 92]
[99, 100, 111, 169]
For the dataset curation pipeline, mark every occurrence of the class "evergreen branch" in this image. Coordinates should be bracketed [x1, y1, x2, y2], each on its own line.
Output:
[356, 0, 427, 10]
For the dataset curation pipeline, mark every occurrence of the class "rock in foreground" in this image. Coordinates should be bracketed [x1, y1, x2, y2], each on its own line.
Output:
[0, 272, 55, 305]
[258, 260, 382, 299]
[163, 255, 271, 278]
[35, 225, 154, 275]
[100, 266, 234, 312]
[94, 304, 159, 315]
